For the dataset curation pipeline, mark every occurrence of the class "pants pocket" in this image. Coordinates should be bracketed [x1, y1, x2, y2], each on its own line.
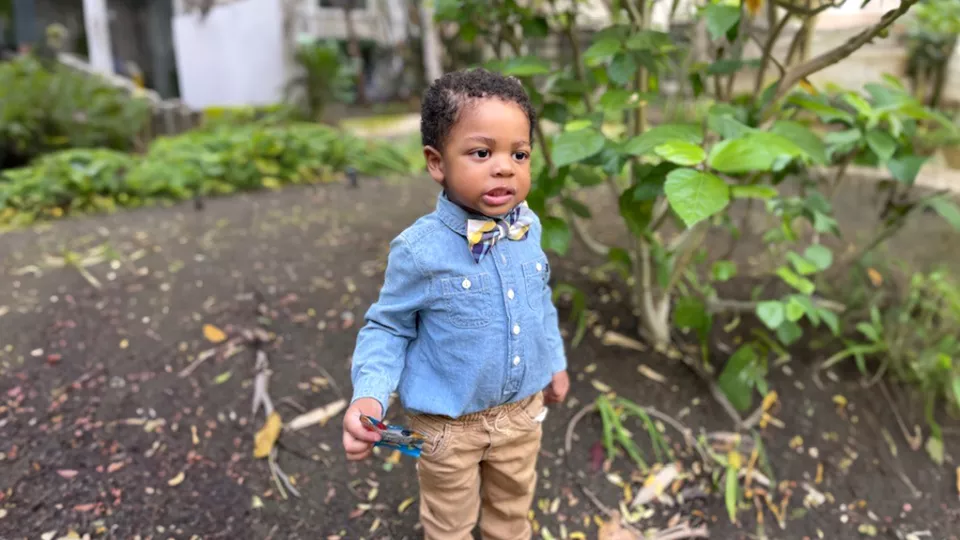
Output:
[408, 415, 452, 461]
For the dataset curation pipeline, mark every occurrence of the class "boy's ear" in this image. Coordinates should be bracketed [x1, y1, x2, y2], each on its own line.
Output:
[423, 146, 445, 185]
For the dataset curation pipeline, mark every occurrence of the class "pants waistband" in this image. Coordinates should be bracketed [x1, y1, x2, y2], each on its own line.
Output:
[418, 392, 539, 425]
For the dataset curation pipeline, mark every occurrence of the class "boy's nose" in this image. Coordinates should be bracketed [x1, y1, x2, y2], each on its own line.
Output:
[492, 157, 515, 177]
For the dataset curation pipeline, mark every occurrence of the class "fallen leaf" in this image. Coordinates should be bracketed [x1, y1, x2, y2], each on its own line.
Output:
[107, 461, 125, 474]
[74, 503, 96, 512]
[601, 331, 647, 352]
[254, 411, 283, 458]
[637, 364, 666, 383]
[213, 371, 232, 385]
[286, 399, 346, 431]
[867, 267, 883, 287]
[398, 496, 415, 513]
[202, 324, 227, 344]
[632, 464, 679, 507]
[251, 495, 264, 509]
[591, 380, 612, 393]
[168, 471, 186, 487]
[57, 469, 79, 479]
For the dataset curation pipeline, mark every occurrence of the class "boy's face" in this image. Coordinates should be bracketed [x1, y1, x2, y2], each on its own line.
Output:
[424, 98, 532, 217]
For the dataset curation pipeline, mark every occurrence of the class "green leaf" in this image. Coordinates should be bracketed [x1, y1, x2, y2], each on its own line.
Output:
[725, 465, 739, 522]
[786, 252, 819, 276]
[673, 296, 711, 336]
[562, 197, 592, 218]
[718, 343, 760, 412]
[625, 29, 673, 51]
[756, 301, 785, 330]
[712, 260, 737, 282]
[619, 191, 655, 236]
[771, 121, 828, 165]
[654, 141, 706, 166]
[824, 128, 862, 147]
[570, 165, 606, 187]
[856, 322, 880, 342]
[599, 89, 639, 112]
[952, 376, 960, 408]
[551, 129, 606, 168]
[731, 185, 777, 199]
[819, 309, 840, 335]
[624, 124, 703, 157]
[926, 436, 944, 466]
[565, 119, 593, 132]
[541, 102, 568, 125]
[583, 36, 623, 66]
[785, 297, 806, 322]
[664, 169, 730, 228]
[788, 95, 855, 124]
[776, 321, 803, 346]
[521, 16, 550, 38]
[866, 129, 897, 162]
[887, 155, 928, 186]
[213, 371, 233, 385]
[502, 56, 552, 76]
[804, 244, 833, 270]
[608, 53, 638, 86]
[632, 162, 676, 201]
[842, 93, 873, 116]
[541, 216, 572, 255]
[776, 266, 816, 295]
[706, 58, 761, 75]
[708, 132, 806, 174]
[925, 196, 960, 231]
[704, 3, 741, 40]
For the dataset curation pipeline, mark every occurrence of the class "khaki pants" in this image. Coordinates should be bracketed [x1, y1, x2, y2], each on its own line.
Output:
[407, 392, 545, 540]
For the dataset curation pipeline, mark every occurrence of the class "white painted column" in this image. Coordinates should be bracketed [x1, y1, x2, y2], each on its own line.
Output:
[82, 0, 114, 74]
[419, 0, 443, 85]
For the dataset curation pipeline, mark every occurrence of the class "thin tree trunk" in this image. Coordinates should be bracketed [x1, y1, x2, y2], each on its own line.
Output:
[418, 0, 442, 84]
[341, 1, 367, 104]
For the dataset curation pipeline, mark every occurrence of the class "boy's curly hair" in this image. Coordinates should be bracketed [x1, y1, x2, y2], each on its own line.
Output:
[420, 68, 537, 151]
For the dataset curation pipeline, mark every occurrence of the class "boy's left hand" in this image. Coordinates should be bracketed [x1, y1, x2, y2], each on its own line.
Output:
[544, 370, 570, 404]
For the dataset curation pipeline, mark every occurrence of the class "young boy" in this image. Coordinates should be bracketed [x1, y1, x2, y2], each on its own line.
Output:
[342, 68, 570, 540]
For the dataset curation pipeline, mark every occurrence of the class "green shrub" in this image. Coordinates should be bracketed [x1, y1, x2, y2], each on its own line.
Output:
[0, 123, 419, 226]
[0, 55, 151, 166]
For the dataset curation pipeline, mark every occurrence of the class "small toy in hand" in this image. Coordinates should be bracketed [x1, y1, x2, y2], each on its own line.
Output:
[360, 415, 426, 458]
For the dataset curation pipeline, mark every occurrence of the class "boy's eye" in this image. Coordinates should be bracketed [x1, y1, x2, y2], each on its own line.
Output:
[514, 152, 529, 161]
[474, 149, 490, 158]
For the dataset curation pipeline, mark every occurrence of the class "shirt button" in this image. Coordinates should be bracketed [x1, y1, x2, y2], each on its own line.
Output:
[507, 289, 515, 300]
[513, 356, 521, 366]
[462, 278, 471, 289]
[536, 263, 543, 272]
[512, 324, 520, 335]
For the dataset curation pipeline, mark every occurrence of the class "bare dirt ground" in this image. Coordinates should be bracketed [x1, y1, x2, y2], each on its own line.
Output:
[1, 176, 958, 540]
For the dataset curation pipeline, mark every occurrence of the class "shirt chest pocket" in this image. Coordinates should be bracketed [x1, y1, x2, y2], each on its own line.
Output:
[522, 256, 550, 312]
[439, 272, 494, 329]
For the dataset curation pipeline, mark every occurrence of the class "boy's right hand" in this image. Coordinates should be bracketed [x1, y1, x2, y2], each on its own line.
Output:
[342, 397, 384, 461]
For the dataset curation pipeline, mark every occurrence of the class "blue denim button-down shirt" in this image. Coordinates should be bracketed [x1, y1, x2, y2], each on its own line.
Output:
[350, 190, 567, 418]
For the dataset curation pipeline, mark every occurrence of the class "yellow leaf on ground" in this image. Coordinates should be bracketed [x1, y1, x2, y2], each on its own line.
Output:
[398, 497, 415, 513]
[168, 471, 185, 486]
[202, 324, 227, 344]
[254, 411, 283, 458]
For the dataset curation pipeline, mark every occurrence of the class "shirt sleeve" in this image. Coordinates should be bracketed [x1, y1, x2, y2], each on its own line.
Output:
[350, 234, 426, 415]
[542, 260, 567, 374]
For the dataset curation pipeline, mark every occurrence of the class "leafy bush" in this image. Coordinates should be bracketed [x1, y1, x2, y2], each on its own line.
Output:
[0, 55, 151, 167]
[823, 269, 960, 463]
[285, 39, 357, 121]
[434, 0, 960, 428]
[0, 123, 417, 226]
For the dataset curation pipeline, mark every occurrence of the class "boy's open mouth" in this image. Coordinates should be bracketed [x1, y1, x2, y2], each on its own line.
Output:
[482, 187, 515, 207]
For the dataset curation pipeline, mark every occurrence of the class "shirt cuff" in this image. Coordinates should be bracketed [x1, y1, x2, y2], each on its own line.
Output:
[551, 348, 567, 374]
[351, 376, 394, 417]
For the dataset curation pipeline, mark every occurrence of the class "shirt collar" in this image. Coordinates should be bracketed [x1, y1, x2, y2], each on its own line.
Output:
[435, 190, 523, 237]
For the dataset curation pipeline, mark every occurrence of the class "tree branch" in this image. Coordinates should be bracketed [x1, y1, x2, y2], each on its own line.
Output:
[765, 0, 920, 115]
[708, 296, 846, 314]
[566, 207, 611, 256]
[754, 12, 793, 94]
